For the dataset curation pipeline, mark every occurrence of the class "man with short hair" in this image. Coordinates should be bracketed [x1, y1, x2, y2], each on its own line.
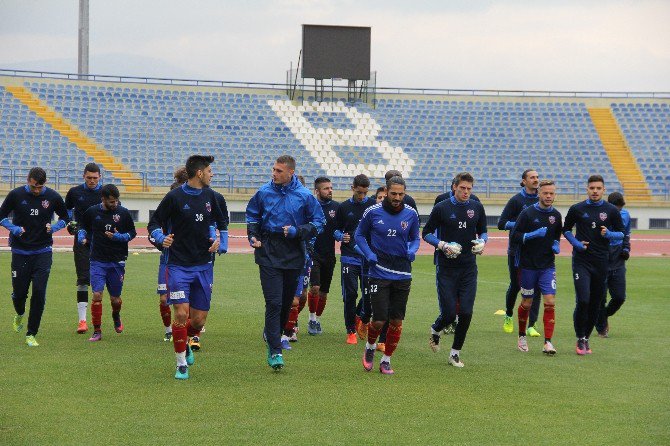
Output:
[433, 177, 481, 335]
[246, 155, 324, 370]
[77, 184, 136, 341]
[498, 169, 541, 335]
[306, 176, 339, 336]
[0, 167, 69, 346]
[65, 163, 102, 334]
[149, 167, 188, 342]
[596, 192, 631, 337]
[563, 175, 624, 355]
[356, 176, 420, 374]
[510, 180, 562, 354]
[422, 172, 488, 368]
[334, 174, 375, 344]
[148, 155, 226, 379]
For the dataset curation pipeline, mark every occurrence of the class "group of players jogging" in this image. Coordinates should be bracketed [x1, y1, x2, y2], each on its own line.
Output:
[1, 155, 631, 378]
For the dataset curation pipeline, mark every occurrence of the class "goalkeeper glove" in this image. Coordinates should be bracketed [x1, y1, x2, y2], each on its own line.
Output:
[66, 221, 79, 235]
[438, 241, 462, 258]
[471, 238, 486, 254]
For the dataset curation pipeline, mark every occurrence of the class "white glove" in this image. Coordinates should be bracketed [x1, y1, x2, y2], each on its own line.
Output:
[438, 241, 462, 259]
[471, 239, 486, 255]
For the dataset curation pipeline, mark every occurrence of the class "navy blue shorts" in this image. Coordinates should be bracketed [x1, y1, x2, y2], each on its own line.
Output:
[90, 260, 125, 296]
[520, 267, 556, 297]
[166, 265, 213, 311]
[295, 259, 312, 296]
[156, 262, 167, 295]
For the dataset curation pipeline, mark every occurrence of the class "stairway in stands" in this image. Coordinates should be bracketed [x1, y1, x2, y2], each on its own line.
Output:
[4, 86, 145, 192]
[588, 107, 651, 201]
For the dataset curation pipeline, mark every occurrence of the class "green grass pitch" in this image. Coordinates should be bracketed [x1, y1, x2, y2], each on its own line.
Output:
[1, 252, 669, 445]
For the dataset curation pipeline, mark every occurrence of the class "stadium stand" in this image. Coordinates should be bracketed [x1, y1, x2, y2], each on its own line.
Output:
[612, 103, 670, 196]
[0, 75, 668, 200]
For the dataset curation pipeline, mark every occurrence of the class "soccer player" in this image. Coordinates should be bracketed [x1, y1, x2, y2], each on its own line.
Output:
[281, 175, 313, 348]
[422, 172, 487, 368]
[596, 192, 631, 337]
[148, 155, 226, 379]
[149, 167, 189, 342]
[0, 167, 69, 346]
[246, 155, 324, 370]
[334, 174, 375, 344]
[355, 176, 420, 374]
[65, 163, 102, 334]
[306, 177, 339, 336]
[563, 175, 624, 355]
[509, 180, 562, 354]
[374, 186, 389, 351]
[77, 184, 136, 341]
[432, 177, 481, 335]
[189, 182, 230, 350]
[498, 169, 541, 335]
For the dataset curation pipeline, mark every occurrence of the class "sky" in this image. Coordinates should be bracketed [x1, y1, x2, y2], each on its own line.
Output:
[1, 0, 669, 92]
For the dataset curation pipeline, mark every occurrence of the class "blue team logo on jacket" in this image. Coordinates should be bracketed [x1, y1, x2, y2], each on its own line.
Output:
[467, 209, 474, 218]
[599, 212, 607, 221]
[206, 202, 211, 213]
[549, 216, 556, 224]
[41, 200, 50, 209]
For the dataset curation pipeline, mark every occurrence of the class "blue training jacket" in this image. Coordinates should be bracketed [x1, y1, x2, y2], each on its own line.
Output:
[246, 175, 325, 269]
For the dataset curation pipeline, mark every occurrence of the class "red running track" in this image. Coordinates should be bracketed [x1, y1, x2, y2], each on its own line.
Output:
[2, 228, 669, 257]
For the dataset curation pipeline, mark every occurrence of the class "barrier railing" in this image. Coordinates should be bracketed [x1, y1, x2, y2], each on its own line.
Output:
[3, 168, 666, 200]
[3, 68, 670, 99]
[1, 168, 148, 192]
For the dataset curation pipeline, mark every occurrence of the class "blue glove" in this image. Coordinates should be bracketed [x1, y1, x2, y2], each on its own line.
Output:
[333, 230, 344, 242]
[367, 253, 378, 268]
[10, 226, 24, 236]
[602, 228, 624, 241]
[523, 227, 547, 243]
[111, 232, 131, 242]
[552, 240, 560, 254]
[0, 218, 23, 236]
[218, 230, 228, 254]
[150, 228, 166, 245]
[504, 221, 515, 230]
[286, 226, 297, 239]
[50, 219, 66, 233]
[77, 229, 87, 245]
[209, 225, 217, 241]
[407, 251, 416, 262]
[564, 231, 586, 251]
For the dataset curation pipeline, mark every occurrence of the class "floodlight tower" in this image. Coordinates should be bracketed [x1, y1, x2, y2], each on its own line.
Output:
[78, 0, 89, 77]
